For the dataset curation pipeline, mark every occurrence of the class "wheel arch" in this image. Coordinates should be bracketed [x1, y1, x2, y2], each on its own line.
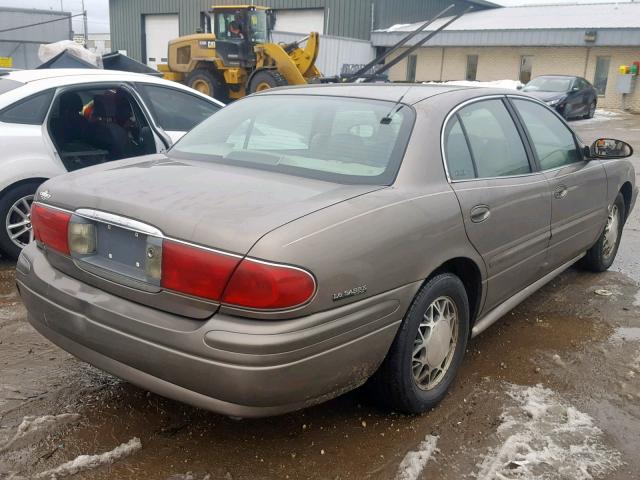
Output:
[620, 181, 633, 221]
[0, 177, 48, 200]
[428, 257, 483, 329]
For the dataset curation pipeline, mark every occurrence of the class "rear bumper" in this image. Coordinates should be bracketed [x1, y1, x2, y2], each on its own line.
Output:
[16, 244, 419, 417]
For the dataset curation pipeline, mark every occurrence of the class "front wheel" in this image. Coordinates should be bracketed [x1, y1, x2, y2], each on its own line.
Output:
[248, 70, 288, 94]
[581, 192, 625, 272]
[0, 182, 39, 260]
[368, 273, 470, 414]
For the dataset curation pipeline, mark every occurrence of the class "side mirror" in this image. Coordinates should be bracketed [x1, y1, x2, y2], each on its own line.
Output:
[590, 138, 633, 159]
[516, 85, 523, 90]
[571, 86, 580, 92]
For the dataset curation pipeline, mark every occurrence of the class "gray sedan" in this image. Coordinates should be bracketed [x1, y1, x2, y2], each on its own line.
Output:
[16, 84, 637, 418]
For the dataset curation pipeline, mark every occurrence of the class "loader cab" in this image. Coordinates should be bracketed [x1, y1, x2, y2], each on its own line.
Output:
[211, 5, 273, 68]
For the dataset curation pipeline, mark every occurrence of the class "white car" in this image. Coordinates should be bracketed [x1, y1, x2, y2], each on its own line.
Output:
[0, 69, 223, 259]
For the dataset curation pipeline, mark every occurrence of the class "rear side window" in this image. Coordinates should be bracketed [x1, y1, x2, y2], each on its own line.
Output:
[444, 116, 475, 180]
[136, 83, 220, 131]
[454, 99, 530, 178]
[0, 90, 54, 125]
[512, 99, 580, 170]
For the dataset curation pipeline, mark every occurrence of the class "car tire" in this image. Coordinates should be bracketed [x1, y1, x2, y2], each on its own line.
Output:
[0, 182, 39, 260]
[186, 68, 228, 103]
[581, 192, 626, 272]
[368, 273, 470, 414]
[584, 101, 596, 119]
[248, 70, 288, 94]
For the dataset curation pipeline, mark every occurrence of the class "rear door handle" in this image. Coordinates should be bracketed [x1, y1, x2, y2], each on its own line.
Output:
[470, 205, 491, 223]
[554, 185, 568, 199]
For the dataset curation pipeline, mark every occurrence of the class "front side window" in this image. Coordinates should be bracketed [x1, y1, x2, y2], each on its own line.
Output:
[452, 99, 530, 178]
[171, 95, 415, 185]
[512, 99, 580, 170]
[136, 84, 220, 131]
[0, 90, 54, 125]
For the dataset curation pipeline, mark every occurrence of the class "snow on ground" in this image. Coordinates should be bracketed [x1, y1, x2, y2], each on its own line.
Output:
[0, 414, 81, 453]
[395, 434, 439, 480]
[423, 79, 523, 90]
[34, 437, 142, 479]
[476, 384, 621, 480]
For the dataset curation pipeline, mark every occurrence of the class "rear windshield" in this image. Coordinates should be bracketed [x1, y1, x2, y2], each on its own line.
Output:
[0, 78, 23, 95]
[170, 94, 415, 185]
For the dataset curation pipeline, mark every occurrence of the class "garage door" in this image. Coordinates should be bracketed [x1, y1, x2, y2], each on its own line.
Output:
[274, 9, 325, 34]
[144, 14, 179, 70]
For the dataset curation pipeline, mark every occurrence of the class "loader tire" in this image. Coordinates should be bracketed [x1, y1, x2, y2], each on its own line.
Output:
[186, 69, 227, 102]
[248, 70, 288, 94]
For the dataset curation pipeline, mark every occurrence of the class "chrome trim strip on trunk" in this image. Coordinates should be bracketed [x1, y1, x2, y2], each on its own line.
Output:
[471, 253, 585, 338]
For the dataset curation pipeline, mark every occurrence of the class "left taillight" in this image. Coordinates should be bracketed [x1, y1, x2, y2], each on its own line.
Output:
[31, 203, 71, 254]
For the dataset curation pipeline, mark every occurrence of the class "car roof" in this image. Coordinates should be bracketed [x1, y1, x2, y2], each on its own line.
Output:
[255, 83, 516, 105]
[3, 68, 164, 84]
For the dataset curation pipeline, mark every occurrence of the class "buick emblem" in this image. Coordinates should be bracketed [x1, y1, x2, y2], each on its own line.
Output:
[39, 190, 52, 200]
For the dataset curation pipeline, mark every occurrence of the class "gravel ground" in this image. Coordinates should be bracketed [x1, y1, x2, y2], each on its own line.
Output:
[0, 110, 639, 480]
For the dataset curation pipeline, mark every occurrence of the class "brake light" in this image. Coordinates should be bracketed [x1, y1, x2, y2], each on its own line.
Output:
[222, 259, 316, 310]
[160, 239, 315, 309]
[31, 203, 71, 254]
[161, 240, 240, 301]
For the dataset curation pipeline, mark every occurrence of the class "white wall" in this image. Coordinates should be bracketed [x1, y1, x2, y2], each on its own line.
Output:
[274, 9, 325, 35]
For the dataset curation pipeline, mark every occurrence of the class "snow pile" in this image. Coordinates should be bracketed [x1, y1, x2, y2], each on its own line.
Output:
[476, 385, 622, 480]
[395, 434, 439, 480]
[424, 80, 523, 90]
[0, 414, 81, 453]
[34, 437, 142, 479]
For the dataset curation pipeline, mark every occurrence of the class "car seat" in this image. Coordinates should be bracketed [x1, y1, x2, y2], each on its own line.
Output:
[50, 92, 89, 148]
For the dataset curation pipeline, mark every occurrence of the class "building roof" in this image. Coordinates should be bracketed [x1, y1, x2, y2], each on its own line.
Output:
[372, 2, 640, 47]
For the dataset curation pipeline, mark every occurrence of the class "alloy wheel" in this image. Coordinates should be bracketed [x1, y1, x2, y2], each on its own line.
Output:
[412, 296, 459, 390]
[5, 194, 34, 249]
[602, 204, 620, 259]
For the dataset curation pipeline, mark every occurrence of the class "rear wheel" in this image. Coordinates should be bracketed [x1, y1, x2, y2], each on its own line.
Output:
[185, 68, 227, 102]
[368, 273, 470, 414]
[0, 182, 40, 260]
[248, 70, 288, 94]
[581, 192, 625, 272]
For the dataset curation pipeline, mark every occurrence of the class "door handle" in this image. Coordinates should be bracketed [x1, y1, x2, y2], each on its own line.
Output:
[470, 205, 491, 223]
[554, 185, 568, 199]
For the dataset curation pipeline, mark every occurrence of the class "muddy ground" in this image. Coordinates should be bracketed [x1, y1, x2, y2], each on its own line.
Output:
[1, 111, 639, 480]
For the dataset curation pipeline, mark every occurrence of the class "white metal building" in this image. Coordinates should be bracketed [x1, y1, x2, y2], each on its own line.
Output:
[0, 7, 73, 69]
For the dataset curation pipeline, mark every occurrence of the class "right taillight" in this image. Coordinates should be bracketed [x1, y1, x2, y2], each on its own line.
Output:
[31, 203, 71, 254]
[159, 239, 315, 310]
[222, 259, 316, 310]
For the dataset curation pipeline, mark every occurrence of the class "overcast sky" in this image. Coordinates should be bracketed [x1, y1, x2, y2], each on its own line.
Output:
[0, 0, 632, 35]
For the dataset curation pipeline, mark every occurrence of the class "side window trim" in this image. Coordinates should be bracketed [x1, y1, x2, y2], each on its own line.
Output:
[454, 112, 479, 178]
[441, 95, 538, 183]
[506, 95, 584, 170]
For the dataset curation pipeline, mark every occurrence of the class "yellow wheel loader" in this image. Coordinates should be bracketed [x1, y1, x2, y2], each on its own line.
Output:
[158, 5, 322, 102]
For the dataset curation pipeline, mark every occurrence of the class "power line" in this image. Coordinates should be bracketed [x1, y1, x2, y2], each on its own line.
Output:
[0, 12, 85, 35]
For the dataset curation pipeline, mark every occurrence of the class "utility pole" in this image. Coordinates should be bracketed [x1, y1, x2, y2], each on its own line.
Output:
[81, 0, 88, 47]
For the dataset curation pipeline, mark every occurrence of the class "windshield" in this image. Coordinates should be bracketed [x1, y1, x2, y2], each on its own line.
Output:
[249, 11, 268, 43]
[170, 95, 415, 185]
[0, 78, 23, 95]
[523, 77, 573, 93]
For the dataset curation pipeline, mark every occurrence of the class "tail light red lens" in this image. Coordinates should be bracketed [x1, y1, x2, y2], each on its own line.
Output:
[160, 239, 315, 310]
[161, 240, 240, 301]
[31, 203, 71, 254]
[222, 259, 316, 310]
